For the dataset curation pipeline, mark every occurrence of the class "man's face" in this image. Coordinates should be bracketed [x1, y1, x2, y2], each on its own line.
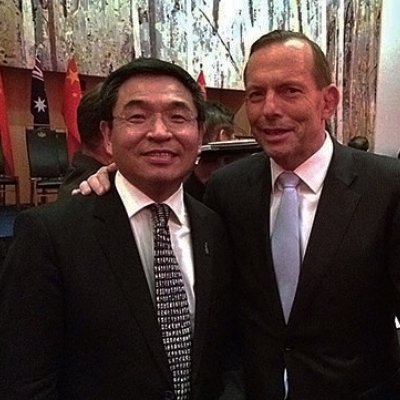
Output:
[102, 74, 203, 201]
[245, 39, 338, 170]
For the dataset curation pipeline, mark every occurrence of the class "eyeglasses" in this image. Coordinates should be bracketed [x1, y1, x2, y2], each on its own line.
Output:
[112, 108, 198, 134]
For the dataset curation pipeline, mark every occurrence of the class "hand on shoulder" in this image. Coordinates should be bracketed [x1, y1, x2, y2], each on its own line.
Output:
[72, 163, 117, 196]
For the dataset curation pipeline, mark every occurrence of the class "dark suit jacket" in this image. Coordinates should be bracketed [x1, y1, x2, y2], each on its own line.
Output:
[184, 172, 206, 203]
[205, 141, 400, 400]
[58, 151, 104, 199]
[0, 182, 232, 400]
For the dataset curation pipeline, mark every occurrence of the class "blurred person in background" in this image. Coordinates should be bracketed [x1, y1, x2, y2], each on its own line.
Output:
[58, 84, 113, 198]
[347, 135, 369, 151]
[184, 101, 235, 201]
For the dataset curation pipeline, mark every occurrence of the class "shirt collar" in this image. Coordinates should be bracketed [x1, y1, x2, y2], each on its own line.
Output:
[271, 133, 333, 193]
[115, 171, 185, 225]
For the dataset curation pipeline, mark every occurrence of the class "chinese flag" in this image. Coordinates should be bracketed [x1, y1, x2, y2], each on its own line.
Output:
[0, 68, 14, 175]
[196, 64, 207, 99]
[62, 56, 81, 158]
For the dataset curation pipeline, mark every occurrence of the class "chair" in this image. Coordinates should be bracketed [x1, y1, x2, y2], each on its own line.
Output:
[0, 135, 20, 207]
[26, 127, 69, 206]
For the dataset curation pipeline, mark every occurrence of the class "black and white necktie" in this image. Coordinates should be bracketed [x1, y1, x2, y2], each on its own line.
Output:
[151, 203, 192, 400]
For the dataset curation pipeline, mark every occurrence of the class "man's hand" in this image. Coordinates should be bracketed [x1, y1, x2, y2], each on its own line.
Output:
[72, 163, 117, 196]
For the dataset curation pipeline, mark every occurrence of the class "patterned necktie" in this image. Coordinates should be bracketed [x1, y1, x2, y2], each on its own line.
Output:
[271, 172, 301, 323]
[151, 203, 192, 400]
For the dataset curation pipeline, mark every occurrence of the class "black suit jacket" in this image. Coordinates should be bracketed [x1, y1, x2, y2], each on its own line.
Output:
[205, 141, 400, 400]
[58, 152, 104, 199]
[184, 172, 206, 203]
[0, 183, 232, 400]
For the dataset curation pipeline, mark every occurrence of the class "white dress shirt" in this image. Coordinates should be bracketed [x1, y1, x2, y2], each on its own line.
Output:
[270, 134, 334, 259]
[115, 171, 196, 328]
[269, 133, 333, 398]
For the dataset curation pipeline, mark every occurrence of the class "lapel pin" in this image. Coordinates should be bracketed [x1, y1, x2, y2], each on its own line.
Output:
[204, 242, 210, 255]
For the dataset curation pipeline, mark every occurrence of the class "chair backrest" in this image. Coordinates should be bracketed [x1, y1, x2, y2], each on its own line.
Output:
[54, 129, 69, 176]
[25, 127, 69, 178]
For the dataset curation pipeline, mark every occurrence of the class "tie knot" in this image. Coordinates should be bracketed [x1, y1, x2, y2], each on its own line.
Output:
[278, 172, 300, 189]
[150, 203, 171, 226]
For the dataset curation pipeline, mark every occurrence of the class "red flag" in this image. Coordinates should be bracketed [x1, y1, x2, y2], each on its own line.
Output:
[196, 65, 207, 99]
[62, 56, 81, 158]
[0, 69, 14, 175]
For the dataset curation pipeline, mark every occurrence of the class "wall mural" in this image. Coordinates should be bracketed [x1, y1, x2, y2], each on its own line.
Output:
[326, 0, 381, 146]
[0, 0, 382, 145]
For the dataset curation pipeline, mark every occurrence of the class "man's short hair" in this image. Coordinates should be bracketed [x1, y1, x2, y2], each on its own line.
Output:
[348, 135, 369, 151]
[203, 101, 234, 144]
[244, 30, 333, 89]
[100, 58, 206, 125]
[77, 84, 103, 151]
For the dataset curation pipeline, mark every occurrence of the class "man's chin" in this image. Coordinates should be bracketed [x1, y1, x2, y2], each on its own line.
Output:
[263, 146, 293, 167]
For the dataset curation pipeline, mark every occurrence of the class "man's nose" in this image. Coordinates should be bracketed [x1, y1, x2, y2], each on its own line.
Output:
[147, 114, 173, 139]
[262, 92, 281, 118]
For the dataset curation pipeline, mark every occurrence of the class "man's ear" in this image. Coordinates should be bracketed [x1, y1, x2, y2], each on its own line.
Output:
[197, 122, 205, 155]
[100, 120, 113, 155]
[322, 84, 340, 120]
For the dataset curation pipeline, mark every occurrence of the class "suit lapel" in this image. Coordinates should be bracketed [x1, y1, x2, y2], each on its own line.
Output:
[185, 195, 214, 384]
[290, 143, 361, 325]
[242, 154, 286, 327]
[91, 186, 172, 384]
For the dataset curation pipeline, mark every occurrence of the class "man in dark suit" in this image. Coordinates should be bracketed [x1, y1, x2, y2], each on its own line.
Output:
[58, 84, 112, 199]
[68, 31, 400, 399]
[204, 30, 400, 399]
[0, 59, 233, 399]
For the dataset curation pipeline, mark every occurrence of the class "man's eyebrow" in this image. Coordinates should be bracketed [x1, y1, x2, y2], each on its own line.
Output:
[279, 79, 305, 86]
[245, 83, 264, 91]
[122, 99, 195, 113]
[167, 100, 194, 111]
[245, 81, 307, 96]
[122, 99, 146, 110]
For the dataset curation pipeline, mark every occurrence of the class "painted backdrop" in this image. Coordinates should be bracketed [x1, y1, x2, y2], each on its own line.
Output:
[0, 0, 382, 145]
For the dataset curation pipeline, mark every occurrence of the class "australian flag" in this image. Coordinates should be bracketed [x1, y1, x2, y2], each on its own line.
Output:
[31, 56, 50, 126]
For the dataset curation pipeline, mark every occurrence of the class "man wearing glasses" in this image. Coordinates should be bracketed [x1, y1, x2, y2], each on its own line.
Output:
[0, 59, 234, 400]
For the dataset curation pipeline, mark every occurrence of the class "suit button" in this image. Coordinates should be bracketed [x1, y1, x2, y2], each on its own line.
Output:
[164, 391, 176, 400]
[284, 347, 294, 352]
